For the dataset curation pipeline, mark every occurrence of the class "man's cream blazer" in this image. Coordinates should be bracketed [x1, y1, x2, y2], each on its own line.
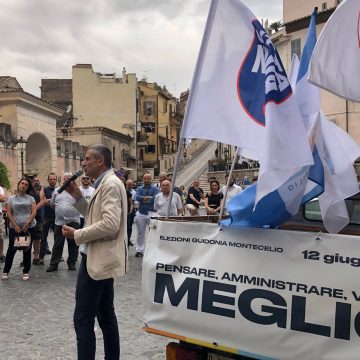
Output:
[74, 170, 128, 280]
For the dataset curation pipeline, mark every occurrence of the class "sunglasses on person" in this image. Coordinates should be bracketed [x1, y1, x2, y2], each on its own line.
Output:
[82, 177, 91, 181]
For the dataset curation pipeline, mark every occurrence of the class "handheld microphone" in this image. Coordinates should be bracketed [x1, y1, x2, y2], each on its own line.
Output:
[58, 169, 83, 194]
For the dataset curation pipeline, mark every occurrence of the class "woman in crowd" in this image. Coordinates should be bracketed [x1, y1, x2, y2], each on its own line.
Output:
[205, 180, 223, 215]
[28, 176, 42, 264]
[179, 185, 187, 206]
[2, 178, 37, 281]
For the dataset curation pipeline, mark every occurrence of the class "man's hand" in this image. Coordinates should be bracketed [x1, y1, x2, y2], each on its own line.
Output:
[62, 225, 76, 239]
[65, 181, 83, 201]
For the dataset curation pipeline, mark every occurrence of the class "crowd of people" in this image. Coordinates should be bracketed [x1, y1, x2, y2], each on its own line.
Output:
[0, 170, 257, 276]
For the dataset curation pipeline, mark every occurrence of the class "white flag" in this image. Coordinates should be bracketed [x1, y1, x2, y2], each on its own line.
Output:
[309, 0, 360, 102]
[318, 115, 360, 233]
[181, 0, 313, 203]
[288, 54, 300, 90]
[294, 8, 360, 233]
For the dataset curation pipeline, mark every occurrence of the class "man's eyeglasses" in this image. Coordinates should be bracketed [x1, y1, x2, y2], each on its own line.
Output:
[82, 177, 90, 181]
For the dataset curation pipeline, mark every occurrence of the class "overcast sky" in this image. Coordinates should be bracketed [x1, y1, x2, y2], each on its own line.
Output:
[0, 0, 282, 98]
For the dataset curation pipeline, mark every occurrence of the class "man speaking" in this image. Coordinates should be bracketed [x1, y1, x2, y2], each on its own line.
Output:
[62, 144, 128, 360]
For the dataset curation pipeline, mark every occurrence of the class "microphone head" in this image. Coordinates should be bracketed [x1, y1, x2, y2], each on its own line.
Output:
[75, 169, 83, 177]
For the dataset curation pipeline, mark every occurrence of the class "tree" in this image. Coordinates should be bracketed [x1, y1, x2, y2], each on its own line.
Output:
[0, 162, 11, 190]
[269, 21, 283, 33]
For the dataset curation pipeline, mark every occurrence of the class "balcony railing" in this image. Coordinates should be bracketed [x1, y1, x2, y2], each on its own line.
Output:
[208, 159, 259, 172]
[208, 159, 228, 172]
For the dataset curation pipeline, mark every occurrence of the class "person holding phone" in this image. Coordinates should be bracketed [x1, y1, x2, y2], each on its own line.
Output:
[2, 178, 37, 281]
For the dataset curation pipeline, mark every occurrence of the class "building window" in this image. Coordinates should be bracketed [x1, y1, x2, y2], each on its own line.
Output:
[322, 2, 327, 10]
[145, 145, 156, 153]
[143, 122, 155, 133]
[291, 38, 301, 59]
[113, 146, 115, 161]
[144, 101, 155, 116]
[163, 100, 167, 113]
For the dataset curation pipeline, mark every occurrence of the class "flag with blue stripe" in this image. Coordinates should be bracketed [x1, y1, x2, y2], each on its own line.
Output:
[222, 9, 324, 229]
[295, 9, 324, 205]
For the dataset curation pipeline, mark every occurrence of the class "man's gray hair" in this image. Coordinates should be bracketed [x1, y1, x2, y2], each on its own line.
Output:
[88, 144, 112, 168]
[63, 172, 73, 178]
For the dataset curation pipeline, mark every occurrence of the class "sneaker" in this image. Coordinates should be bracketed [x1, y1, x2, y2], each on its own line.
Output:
[46, 266, 58, 272]
[135, 252, 144, 257]
[0, 255, 5, 262]
[32, 259, 40, 265]
[22, 273, 30, 281]
[128, 241, 134, 247]
[20, 262, 24, 267]
[38, 259, 44, 265]
[2, 273, 8, 280]
[45, 249, 51, 255]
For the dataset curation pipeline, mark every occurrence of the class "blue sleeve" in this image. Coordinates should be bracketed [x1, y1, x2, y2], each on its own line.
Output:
[135, 187, 143, 202]
[153, 186, 160, 197]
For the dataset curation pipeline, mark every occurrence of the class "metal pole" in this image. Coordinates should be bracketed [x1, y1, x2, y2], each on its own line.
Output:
[20, 148, 24, 175]
[346, 99, 349, 133]
[218, 150, 239, 221]
[165, 1, 218, 218]
[165, 137, 184, 218]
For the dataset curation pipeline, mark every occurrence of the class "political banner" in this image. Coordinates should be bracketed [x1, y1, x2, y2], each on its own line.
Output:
[143, 220, 360, 360]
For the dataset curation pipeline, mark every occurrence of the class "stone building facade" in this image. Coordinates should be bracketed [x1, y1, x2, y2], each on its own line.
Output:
[42, 65, 139, 179]
[138, 81, 179, 176]
[0, 77, 64, 190]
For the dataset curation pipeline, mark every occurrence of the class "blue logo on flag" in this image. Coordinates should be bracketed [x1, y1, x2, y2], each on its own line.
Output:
[237, 20, 292, 126]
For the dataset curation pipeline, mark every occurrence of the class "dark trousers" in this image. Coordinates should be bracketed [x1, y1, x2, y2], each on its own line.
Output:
[49, 222, 79, 268]
[127, 210, 136, 244]
[4, 227, 36, 274]
[40, 217, 54, 258]
[74, 257, 120, 360]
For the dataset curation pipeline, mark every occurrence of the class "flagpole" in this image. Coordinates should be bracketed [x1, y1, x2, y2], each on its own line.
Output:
[165, 137, 185, 218]
[165, 0, 218, 218]
[218, 148, 239, 221]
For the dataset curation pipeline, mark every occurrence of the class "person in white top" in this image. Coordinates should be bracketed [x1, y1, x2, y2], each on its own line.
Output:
[79, 175, 95, 228]
[220, 174, 242, 206]
[125, 179, 136, 246]
[46, 173, 81, 272]
[154, 180, 183, 216]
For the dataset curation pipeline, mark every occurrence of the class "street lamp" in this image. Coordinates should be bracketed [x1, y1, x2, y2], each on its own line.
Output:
[224, 148, 229, 175]
[16, 136, 27, 176]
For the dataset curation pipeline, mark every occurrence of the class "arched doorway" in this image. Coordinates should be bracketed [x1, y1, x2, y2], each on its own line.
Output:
[25, 133, 52, 182]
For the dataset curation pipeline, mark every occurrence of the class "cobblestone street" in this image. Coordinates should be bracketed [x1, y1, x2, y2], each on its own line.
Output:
[0, 230, 168, 360]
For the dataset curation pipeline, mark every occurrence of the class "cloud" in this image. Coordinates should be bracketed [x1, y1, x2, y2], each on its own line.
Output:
[0, 0, 282, 97]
